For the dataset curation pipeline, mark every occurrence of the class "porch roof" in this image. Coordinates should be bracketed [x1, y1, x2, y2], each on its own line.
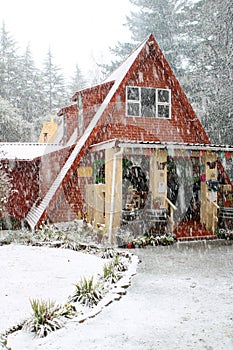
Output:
[90, 138, 233, 153]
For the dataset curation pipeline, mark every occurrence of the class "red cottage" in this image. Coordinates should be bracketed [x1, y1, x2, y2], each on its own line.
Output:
[1, 34, 233, 241]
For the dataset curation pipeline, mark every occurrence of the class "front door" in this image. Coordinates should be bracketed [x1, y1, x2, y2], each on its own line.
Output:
[167, 156, 201, 224]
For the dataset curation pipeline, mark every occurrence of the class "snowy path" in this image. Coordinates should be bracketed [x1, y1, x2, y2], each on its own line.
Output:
[7, 240, 233, 350]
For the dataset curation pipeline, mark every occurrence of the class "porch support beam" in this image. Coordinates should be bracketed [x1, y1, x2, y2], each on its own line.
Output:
[200, 152, 218, 232]
[105, 147, 123, 244]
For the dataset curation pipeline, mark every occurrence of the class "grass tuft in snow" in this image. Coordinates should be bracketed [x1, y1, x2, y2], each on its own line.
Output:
[99, 247, 116, 259]
[69, 276, 104, 308]
[0, 334, 11, 350]
[23, 299, 77, 338]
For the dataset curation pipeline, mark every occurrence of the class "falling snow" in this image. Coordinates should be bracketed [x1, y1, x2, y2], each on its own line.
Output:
[1, 240, 232, 350]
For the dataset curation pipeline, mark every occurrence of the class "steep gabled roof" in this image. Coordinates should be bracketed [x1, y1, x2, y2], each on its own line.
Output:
[103, 35, 149, 84]
[25, 34, 210, 229]
[71, 81, 114, 102]
[102, 33, 210, 144]
[69, 34, 209, 145]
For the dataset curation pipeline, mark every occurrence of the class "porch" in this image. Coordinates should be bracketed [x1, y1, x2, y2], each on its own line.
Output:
[85, 139, 233, 243]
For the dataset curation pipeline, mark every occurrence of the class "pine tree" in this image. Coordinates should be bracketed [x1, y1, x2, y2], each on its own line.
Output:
[68, 64, 87, 96]
[0, 24, 74, 142]
[0, 96, 31, 141]
[41, 48, 68, 115]
[0, 22, 21, 104]
[104, 0, 232, 144]
[102, 0, 179, 77]
[177, 0, 233, 144]
[17, 44, 42, 122]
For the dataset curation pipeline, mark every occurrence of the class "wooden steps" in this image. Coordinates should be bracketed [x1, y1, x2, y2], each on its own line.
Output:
[174, 219, 215, 240]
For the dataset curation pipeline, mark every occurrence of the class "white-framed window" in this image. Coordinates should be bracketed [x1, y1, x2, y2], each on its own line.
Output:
[126, 86, 171, 119]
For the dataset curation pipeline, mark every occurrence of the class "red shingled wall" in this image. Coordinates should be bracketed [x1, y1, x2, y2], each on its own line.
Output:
[94, 47, 210, 144]
[62, 40, 209, 146]
[39, 146, 73, 198]
[0, 159, 40, 224]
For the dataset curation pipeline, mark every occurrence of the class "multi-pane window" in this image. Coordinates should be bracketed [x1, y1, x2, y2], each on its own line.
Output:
[126, 86, 171, 119]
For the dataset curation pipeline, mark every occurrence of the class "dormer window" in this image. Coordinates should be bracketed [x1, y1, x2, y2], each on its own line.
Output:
[126, 86, 171, 119]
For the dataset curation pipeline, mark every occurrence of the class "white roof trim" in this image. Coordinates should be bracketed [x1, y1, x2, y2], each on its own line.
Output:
[89, 139, 233, 153]
[103, 36, 149, 84]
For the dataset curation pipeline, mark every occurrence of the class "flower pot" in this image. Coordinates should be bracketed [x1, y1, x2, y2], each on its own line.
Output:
[126, 243, 133, 249]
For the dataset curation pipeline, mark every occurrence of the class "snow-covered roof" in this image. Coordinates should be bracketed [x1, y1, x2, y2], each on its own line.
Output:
[90, 138, 233, 152]
[103, 35, 149, 84]
[0, 143, 63, 160]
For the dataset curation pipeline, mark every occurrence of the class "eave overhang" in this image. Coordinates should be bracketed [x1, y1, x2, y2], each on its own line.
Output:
[89, 138, 233, 153]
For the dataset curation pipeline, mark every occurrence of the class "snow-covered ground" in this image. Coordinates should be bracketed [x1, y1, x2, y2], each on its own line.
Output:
[1, 241, 233, 350]
[0, 244, 106, 336]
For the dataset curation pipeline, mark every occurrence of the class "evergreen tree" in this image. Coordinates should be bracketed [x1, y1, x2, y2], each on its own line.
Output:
[0, 22, 21, 104]
[0, 96, 31, 141]
[104, 0, 232, 144]
[17, 44, 43, 122]
[41, 48, 68, 115]
[102, 0, 179, 77]
[68, 64, 87, 96]
[0, 24, 73, 142]
[177, 0, 233, 144]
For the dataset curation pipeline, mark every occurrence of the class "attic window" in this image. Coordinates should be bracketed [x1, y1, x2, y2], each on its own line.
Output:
[126, 86, 171, 119]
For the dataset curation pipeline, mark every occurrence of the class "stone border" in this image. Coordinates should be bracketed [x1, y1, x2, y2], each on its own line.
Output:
[0, 242, 139, 346]
[74, 254, 139, 323]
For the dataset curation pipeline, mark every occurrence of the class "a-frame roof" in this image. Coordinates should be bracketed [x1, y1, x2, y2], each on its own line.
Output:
[26, 34, 212, 230]
[103, 33, 210, 144]
[103, 35, 149, 84]
[69, 33, 210, 145]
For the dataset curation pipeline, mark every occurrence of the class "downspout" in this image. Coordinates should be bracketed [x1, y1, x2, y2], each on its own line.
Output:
[109, 147, 123, 245]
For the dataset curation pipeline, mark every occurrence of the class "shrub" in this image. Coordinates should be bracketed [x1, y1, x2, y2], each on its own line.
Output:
[60, 235, 78, 250]
[0, 335, 10, 350]
[216, 228, 227, 239]
[58, 303, 77, 319]
[99, 247, 116, 259]
[69, 276, 104, 307]
[103, 260, 121, 284]
[23, 299, 68, 338]
[113, 254, 129, 272]
[34, 223, 58, 242]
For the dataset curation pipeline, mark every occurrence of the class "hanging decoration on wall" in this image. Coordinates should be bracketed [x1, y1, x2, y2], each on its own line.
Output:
[207, 161, 216, 169]
[157, 161, 167, 170]
[200, 150, 205, 157]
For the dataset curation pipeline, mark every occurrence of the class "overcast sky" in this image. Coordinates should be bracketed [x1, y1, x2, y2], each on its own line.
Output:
[1, 0, 134, 78]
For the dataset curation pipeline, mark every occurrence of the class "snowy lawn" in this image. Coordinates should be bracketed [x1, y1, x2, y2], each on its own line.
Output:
[0, 244, 106, 334]
[2, 240, 232, 350]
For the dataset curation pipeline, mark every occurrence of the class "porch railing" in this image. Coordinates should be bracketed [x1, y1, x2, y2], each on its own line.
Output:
[165, 197, 177, 233]
[207, 198, 219, 233]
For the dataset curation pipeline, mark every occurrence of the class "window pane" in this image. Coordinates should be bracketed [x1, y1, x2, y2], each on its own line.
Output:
[158, 105, 170, 118]
[141, 88, 156, 118]
[94, 161, 105, 184]
[127, 102, 140, 116]
[158, 89, 169, 103]
[127, 87, 139, 101]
